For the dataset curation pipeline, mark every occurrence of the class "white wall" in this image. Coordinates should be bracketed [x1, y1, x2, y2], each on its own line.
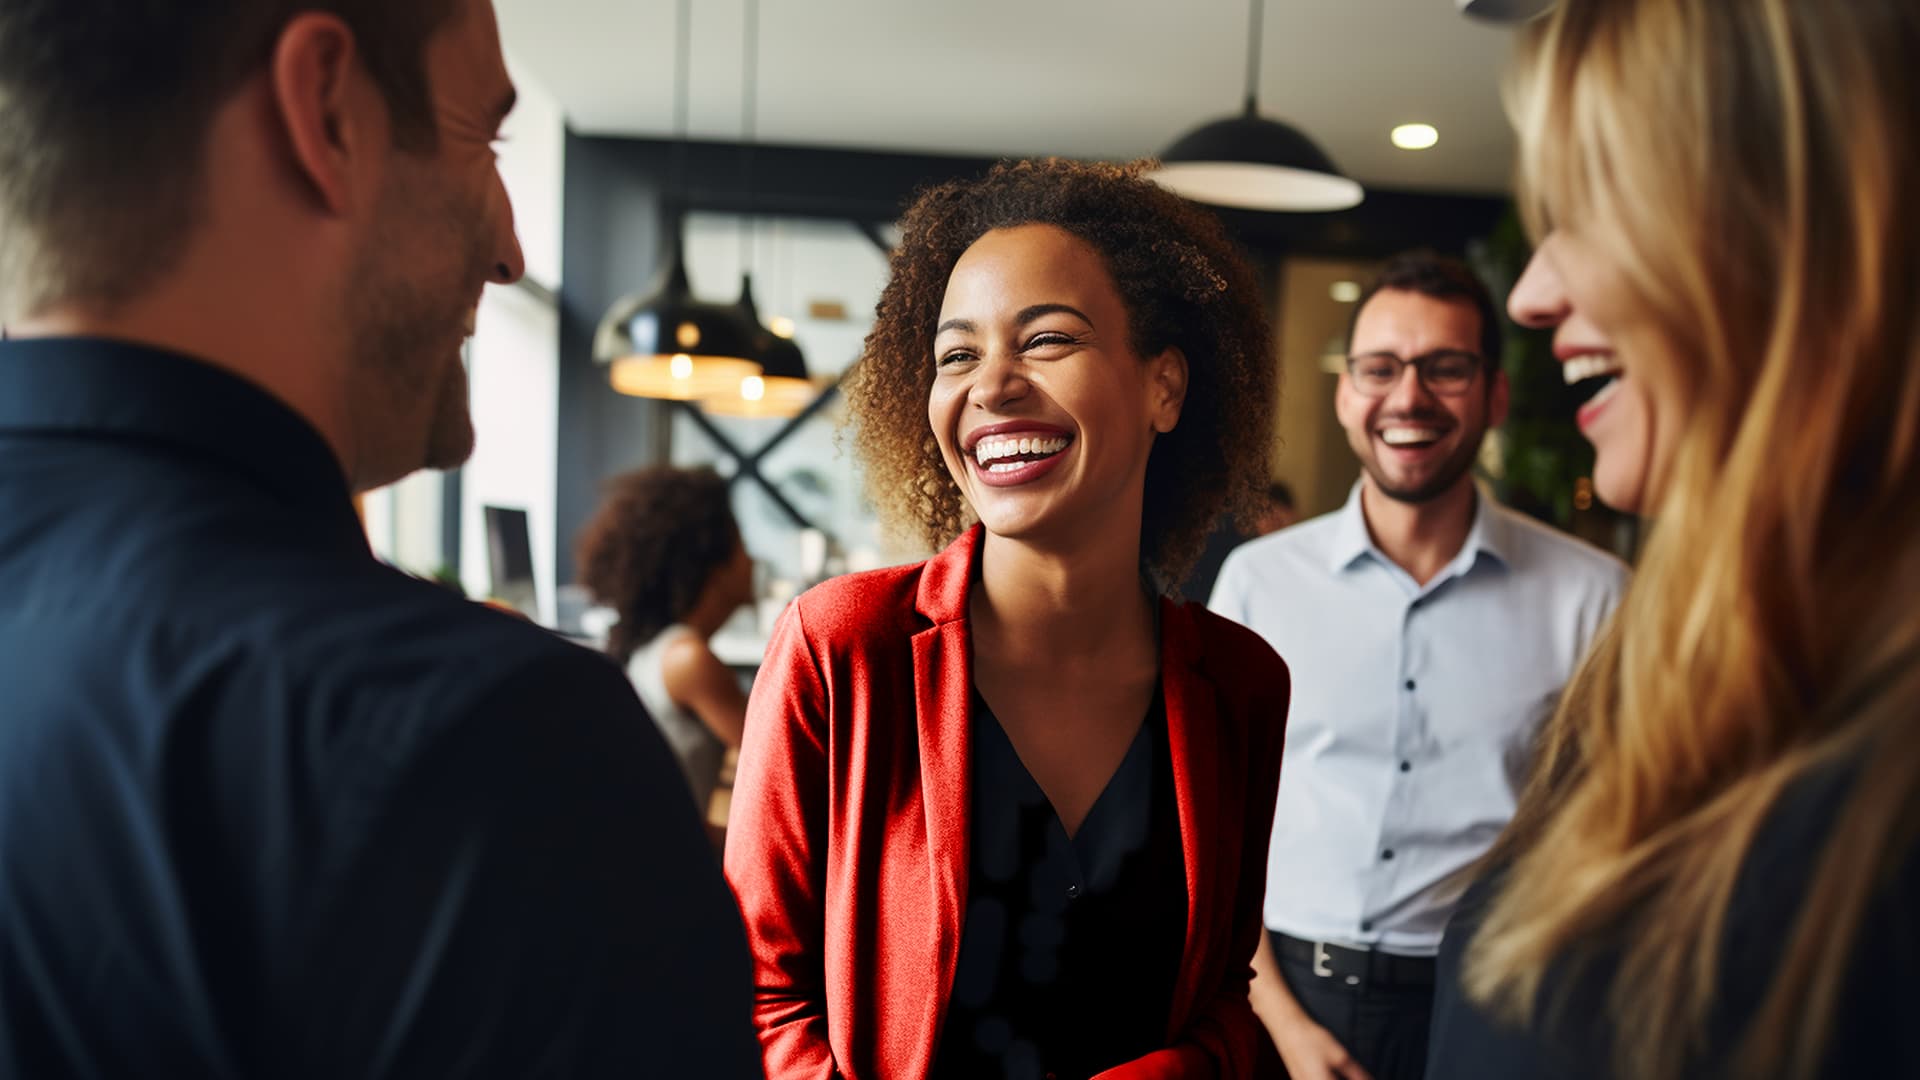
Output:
[501, 56, 566, 292]
[456, 58, 565, 620]
[364, 447, 447, 577]
[460, 282, 561, 620]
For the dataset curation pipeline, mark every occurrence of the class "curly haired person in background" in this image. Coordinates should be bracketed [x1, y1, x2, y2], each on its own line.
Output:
[577, 466, 756, 814]
[724, 158, 1293, 1079]
[1425, 2, 1920, 1078]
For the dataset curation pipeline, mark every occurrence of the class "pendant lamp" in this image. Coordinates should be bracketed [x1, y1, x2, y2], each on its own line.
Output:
[704, 272, 817, 418]
[701, 0, 817, 419]
[1146, 0, 1363, 212]
[594, 251, 763, 400]
[594, 0, 762, 400]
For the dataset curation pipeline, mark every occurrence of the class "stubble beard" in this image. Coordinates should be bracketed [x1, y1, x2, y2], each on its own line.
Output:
[1358, 425, 1486, 505]
[343, 168, 489, 489]
[419, 359, 475, 472]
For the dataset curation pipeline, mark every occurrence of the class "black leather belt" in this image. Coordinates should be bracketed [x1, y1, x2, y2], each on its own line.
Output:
[1272, 931, 1437, 989]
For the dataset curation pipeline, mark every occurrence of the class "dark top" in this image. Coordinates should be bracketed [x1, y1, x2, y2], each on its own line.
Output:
[932, 687, 1187, 1080]
[1426, 758, 1920, 1079]
[0, 339, 761, 1079]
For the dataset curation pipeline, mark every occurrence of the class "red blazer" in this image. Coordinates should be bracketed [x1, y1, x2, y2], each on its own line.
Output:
[724, 526, 1290, 1080]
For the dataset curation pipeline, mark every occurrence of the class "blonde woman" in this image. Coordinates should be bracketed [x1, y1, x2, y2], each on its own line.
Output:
[1424, 1, 1920, 1079]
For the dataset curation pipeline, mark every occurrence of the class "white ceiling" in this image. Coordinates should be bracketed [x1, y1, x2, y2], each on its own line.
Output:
[495, 0, 1520, 196]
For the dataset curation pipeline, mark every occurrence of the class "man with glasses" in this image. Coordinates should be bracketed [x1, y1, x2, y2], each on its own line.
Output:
[1210, 251, 1626, 1080]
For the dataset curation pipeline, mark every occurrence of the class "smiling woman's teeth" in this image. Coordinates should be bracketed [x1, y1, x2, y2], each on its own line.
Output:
[1562, 354, 1625, 409]
[1562, 355, 1623, 385]
[974, 435, 1070, 468]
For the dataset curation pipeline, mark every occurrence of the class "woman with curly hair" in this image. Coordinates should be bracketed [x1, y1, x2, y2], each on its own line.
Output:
[724, 158, 1292, 1080]
[576, 466, 755, 812]
[1424, 1, 1920, 1078]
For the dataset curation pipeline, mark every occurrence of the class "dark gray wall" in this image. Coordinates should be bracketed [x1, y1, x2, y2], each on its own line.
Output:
[558, 137, 669, 588]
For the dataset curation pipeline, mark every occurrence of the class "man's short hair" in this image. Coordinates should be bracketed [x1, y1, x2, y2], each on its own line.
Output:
[1347, 250, 1503, 374]
[0, 0, 459, 321]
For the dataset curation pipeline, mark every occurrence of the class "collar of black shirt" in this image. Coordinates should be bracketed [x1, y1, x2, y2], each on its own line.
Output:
[0, 336, 361, 538]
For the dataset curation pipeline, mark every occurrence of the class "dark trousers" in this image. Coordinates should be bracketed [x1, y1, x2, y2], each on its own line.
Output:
[1272, 931, 1435, 1080]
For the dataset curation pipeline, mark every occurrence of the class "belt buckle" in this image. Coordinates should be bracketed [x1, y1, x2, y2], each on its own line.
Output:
[1312, 941, 1334, 978]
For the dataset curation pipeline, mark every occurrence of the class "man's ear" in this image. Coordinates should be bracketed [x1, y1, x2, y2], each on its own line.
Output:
[1149, 346, 1189, 434]
[269, 13, 371, 216]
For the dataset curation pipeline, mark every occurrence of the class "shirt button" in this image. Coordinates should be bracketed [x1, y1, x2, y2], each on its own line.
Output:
[1382, 849, 1395, 861]
[1404, 679, 1417, 691]
[1361, 920, 1374, 933]
[1400, 761, 1413, 772]
[1066, 884, 1081, 901]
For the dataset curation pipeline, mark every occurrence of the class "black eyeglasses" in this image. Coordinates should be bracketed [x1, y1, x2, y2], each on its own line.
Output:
[1344, 350, 1487, 397]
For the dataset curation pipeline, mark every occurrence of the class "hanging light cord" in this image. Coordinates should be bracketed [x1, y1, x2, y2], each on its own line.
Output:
[670, 0, 691, 215]
[1243, 0, 1263, 114]
[738, 0, 760, 273]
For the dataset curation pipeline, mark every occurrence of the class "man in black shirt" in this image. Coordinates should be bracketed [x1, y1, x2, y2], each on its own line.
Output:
[0, 1, 760, 1076]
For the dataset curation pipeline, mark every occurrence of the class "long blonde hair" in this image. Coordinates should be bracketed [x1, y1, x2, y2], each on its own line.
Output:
[1466, 2, 1920, 1077]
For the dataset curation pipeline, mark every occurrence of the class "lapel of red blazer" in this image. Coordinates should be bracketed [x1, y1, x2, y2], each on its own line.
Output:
[909, 525, 981, 1057]
[1158, 597, 1224, 1035]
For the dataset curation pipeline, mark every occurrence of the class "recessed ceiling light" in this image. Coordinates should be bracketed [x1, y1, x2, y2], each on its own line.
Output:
[1330, 280, 1362, 303]
[1391, 123, 1440, 151]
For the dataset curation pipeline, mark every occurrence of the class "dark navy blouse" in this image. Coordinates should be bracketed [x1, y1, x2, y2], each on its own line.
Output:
[1425, 757, 1920, 1079]
[931, 687, 1188, 1080]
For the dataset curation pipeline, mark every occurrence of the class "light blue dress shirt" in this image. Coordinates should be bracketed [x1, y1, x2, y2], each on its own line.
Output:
[1209, 484, 1627, 956]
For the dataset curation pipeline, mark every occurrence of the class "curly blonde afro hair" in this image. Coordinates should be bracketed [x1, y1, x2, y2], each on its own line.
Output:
[843, 157, 1277, 591]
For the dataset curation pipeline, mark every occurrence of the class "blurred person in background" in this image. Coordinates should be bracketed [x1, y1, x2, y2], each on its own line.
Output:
[0, 0, 759, 1075]
[1427, 1, 1920, 1077]
[1210, 251, 1625, 1080]
[725, 158, 1291, 1080]
[577, 466, 756, 814]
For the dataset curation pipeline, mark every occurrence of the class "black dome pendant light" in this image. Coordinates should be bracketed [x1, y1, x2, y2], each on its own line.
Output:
[1146, 0, 1363, 212]
[708, 272, 814, 418]
[593, 0, 762, 400]
[703, 0, 817, 419]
